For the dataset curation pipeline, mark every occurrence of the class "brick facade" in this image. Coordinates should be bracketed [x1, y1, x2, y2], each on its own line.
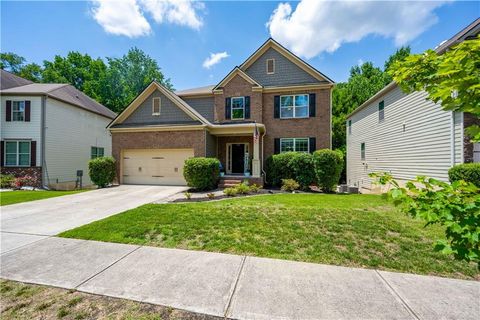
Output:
[1, 166, 42, 188]
[464, 112, 480, 163]
[217, 136, 254, 171]
[111, 130, 206, 182]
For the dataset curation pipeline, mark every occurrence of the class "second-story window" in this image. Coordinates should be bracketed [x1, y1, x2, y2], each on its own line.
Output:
[348, 120, 352, 135]
[231, 97, 245, 120]
[280, 94, 308, 118]
[266, 59, 275, 74]
[12, 101, 25, 121]
[378, 100, 384, 122]
[361, 142, 366, 161]
[152, 97, 161, 116]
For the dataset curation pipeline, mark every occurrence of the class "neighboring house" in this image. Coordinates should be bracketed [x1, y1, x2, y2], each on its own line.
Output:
[108, 38, 334, 186]
[0, 70, 116, 189]
[346, 18, 480, 192]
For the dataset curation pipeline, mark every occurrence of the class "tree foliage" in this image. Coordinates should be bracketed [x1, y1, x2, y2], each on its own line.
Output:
[0, 48, 172, 113]
[389, 37, 480, 141]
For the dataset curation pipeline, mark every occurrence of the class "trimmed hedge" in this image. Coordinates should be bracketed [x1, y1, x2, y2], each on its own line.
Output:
[313, 149, 344, 192]
[289, 153, 315, 190]
[88, 156, 116, 188]
[448, 163, 480, 187]
[183, 157, 220, 191]
[265, 152, 314, 190]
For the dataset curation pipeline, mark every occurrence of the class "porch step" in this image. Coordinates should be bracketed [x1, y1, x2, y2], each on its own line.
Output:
[218, 178, 243, 188]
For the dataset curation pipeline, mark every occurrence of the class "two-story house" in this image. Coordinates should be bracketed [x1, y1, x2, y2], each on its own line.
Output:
[346, 18, 480, 192]
[0, 70, 116, 189]
[108, 38, 334, 186]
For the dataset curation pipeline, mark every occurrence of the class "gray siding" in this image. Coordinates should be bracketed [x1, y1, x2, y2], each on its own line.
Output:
[346, 85, 464, 190]
[244, 47, 320, 86]
[123, 90, 198, 125]
[182, 96, 214, 122]
[205, 130, 217, 157]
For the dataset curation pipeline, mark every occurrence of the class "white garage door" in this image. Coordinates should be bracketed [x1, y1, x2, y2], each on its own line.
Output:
[122, 149, 194, 185]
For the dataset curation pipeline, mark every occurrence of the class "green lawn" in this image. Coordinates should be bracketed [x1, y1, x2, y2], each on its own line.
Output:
[1, 190, 86, 206]
[59, 194, 479, 279]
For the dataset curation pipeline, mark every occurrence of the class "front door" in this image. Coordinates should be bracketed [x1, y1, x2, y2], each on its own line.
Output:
[231, 144, 245, 174]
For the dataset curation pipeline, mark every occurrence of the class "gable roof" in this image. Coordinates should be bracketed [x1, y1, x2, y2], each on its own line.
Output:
[176, 85, 215, 97]
[239, 38, 334, 84]
[108, 81, 211, 128]
[1, 69, 34, 89]
[347, 18, 480, 119]
[213, 67, 263, 91]
[1, 82, 116, 119]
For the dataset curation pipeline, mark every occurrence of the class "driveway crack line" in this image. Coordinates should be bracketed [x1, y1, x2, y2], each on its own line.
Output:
[74, 245, 142, 290]
[223, 255, 247, 319]
[375, 270, 420, 320]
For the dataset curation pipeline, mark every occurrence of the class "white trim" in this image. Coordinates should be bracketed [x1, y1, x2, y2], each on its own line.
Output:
[266, 58, 275, 74]
[231, 96, 245, 120]
[279, 137, 309, 153]
[152, 97, 161, 116]
[279, 94, 309, 119]
[226, 142, 250, 174]
[4, 140, 31, 167]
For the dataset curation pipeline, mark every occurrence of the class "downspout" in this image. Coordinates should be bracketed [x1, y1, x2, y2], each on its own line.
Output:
[460, 112, 464, 163]
[330, 87, 333, 149]
[451, 111, 455, 167]
[261, 129, 266, 179]
[41, 95, 49, 188]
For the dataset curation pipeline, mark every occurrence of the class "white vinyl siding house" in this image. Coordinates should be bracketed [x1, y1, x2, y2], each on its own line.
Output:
[346, 85, 464, 190]
[44, 98, 112, 187]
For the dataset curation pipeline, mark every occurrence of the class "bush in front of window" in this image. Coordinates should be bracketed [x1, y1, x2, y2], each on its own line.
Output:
[0, 174, 15, 189]
[88, 156, 116, 188]
[289, 152, 315, 190]
[448, 163, 480, 187]
[265, 152, 296, 186]
[183, 157, 220, 191]
[313, 149, 344, 193]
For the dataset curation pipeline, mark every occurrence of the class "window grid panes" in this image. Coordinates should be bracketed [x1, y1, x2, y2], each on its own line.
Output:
[280, 138, 309, 153]
[91, 147, 105, 159]
[12, 101, 25, 121]
[5, 141, 30, 166]
[231, 97, 245, 119]
[280, 94, 308, 118]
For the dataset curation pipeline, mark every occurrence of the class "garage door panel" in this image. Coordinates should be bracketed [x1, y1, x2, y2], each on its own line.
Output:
[122, 149, 193, 186]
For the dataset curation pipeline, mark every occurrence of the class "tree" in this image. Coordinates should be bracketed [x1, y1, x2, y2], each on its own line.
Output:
[17, 63, 43, 82]
[389, 38, 480, 141]
[103, 47, 173, 112]
[0, 52, 26, 73]
[384, 46, 411, 72]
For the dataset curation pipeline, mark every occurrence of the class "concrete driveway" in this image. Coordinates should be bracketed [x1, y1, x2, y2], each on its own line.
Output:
[0, 185, 186, 253]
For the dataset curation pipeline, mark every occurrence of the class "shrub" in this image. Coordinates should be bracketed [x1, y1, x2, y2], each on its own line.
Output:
[281, 179, 300, 192]
[235, 182, 250, 195]
[207, 193, 215, 199]
[223, 187, 238, 197]
[312, 149, 344, 192]
[184, 192, 192, 200]
[249, 183, 261, 193]
[14, 175, 37, 189]
[265, 152, 296, 186]
[88, 156, 116, 188]
[0, 174, 15, 188]
[183, 158, 220, 191]
[448, 163, 480, 187]
[289, 152, 315, 190]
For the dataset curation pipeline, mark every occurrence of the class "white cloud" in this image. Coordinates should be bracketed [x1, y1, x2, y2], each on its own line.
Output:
[202, 51, 229, 69]
[267, 0, 448, 58]
[91, 0, 151, 37]
[91, 0, 204, 38]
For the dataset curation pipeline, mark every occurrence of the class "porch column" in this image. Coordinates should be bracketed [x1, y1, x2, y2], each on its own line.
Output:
[252, 130, 260, 177]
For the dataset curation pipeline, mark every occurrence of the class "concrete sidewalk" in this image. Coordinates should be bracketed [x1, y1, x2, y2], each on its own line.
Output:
[1, 236, 478, 320]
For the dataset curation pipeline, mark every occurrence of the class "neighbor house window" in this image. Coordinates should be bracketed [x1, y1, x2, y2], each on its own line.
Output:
[12, 101, 26, 121]
[280, 94, 308, 118]
[361, 143, 365, 161]
[5, 140, 30, 166]
[91, 147, 104, 159]
[152, 97, 161, 116]
[266, 59, 275, 74]
[231, 97, 245, 120]
[378, 100, 384, 122]
[280, 138, 309, 153]
[348, 120, 352, 135]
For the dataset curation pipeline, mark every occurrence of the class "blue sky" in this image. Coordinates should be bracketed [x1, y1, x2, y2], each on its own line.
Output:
[1, 1, 479, 90]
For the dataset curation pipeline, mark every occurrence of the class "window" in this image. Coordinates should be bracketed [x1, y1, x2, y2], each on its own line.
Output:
[91, 147, 105, 159]
[266, 58, 275, 74]
[231, 97, 245, 120]
[5, 141, 30, 166]
[280, 94, 308, 118]
[152, 97, 161, 116]
[361, 143, 365, 161]
[348, 120, 352, 135]
[12, 101, 25, 121]
[280, 138, 309, 153]
[378, 100, 384, 122]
